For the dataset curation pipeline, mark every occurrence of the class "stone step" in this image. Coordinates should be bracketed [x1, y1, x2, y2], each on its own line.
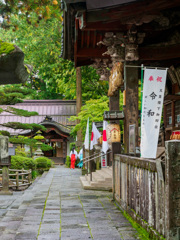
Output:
[85, 172, 111, 184]
[95, 170, 112, 180]
[92, 172, 112, 182]
[91, 181, 112, 188]
[80, 176, 97, 190]
[101, 167, 112, 176]
[80, 176, 112, 191]
[81, 166, 113, 191]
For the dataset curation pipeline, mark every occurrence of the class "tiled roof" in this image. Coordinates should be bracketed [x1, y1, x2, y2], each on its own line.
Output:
[0, 100, 76, 135]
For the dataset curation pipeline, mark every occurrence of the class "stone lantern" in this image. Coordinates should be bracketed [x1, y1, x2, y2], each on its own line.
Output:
[33, 131, 44, 159]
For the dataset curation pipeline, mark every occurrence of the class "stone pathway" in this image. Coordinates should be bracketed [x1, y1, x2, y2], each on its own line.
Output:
[0, 166, 140, 240]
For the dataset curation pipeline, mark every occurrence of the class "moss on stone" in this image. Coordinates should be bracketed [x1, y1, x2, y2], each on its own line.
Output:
[0, 39, 15, 55]
[114, 201, 166, 240]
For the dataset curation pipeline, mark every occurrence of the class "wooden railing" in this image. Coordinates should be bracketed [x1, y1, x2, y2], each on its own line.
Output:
[83, 151, 111, 181]
[114, 154, 166, 239]
[0, 168, 32, 190]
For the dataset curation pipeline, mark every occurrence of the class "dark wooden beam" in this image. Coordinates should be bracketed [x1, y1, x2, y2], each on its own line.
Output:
[164, 95, 180, 101]
[87, 31, 90, 48]
[76, 59, 93, 67]
[139, 44, 180, 61]
[93, 31, 96, 48]
[87, 0, 180, 23]
[81, 21, 130, 31]
[76, 46, 108, 58]
[75, 44, 180, 61]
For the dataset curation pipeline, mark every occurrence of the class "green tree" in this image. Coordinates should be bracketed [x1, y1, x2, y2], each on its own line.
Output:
[0, 9, 109, 100]
[69, 96, 109, 139]
[0, 84, 47, 151]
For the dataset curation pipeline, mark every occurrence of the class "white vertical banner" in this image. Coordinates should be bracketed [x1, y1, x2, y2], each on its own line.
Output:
[84, 118, 89, 150]
[102, 120, 109, 154]
[141, 68, 167, 158]
[101, 152, 107, 168]
[90, 122, 101, 150]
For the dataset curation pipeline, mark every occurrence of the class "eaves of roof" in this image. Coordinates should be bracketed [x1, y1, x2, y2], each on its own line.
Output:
[41, 121, 70, 136]
[86, 0, 142, 11]
[63, 0, 85, 3]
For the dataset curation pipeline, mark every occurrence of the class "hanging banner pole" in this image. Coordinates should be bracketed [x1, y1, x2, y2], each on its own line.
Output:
[140, 64, 144, 157]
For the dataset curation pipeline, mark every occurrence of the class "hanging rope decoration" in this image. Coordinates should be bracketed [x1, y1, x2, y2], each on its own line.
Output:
[108, 62, 124, 96]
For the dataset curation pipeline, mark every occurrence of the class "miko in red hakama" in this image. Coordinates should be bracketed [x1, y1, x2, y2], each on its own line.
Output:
[70, 153, 76, 169]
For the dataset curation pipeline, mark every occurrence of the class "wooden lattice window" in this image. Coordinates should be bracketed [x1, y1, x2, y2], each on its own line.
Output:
[175, 100, 180, 125]
[166, 103, 172, 127]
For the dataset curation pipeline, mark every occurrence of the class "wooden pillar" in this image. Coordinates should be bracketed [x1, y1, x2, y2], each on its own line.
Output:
[109, 89, 121, 199]
[172, 101, 175, 129]
[109, 89, 121, 161]
[62, 139, 66, 164]
[124, 65, 139, 154]
[109, 89, 119, 113]
[76, 67, 83, 147]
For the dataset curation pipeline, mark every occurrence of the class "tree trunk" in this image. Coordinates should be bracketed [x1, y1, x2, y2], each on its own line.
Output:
[76, 67, 83, 147]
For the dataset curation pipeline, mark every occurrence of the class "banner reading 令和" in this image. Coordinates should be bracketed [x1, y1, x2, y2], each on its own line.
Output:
[140, 68, 167, 158]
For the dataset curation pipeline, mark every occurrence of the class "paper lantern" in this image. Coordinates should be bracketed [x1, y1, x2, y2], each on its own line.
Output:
[98, 135, 103, 145]
[170, 130, 180, 140]
[106, 123, 121, 144]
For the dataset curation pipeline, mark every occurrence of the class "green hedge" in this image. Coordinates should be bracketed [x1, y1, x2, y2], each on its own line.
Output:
[10, 156, 54, 170]
[35, 157, 54, 169]
[66, 156, 71, 168]
[10, 155, 35, 170]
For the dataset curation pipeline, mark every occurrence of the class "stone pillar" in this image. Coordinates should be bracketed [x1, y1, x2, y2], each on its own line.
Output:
[165, 140, 180, 240]
[0, 136, 12, 195]
[2, 167, 9, 191]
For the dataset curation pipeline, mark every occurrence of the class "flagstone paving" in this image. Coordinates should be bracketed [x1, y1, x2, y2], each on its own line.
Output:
[0, 166, 140, 240]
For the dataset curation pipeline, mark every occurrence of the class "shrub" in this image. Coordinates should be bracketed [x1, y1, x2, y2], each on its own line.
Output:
[66, 156, 71, 168]
[70, 142, 77, 151]
[35, 157, 47, 168]
[35, 157, 54, 169]
[75, 159, 80, 167]
[15, 146, 27, 157]
[47, 158, 54, 168]
[10, 155, 35, 170]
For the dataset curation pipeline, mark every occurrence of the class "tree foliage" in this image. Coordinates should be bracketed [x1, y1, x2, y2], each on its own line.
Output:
[0, 84, 47, 152]
[69, 96, 109, 139]
[0, 84, 34, 104]
[0, 5, 109, 100]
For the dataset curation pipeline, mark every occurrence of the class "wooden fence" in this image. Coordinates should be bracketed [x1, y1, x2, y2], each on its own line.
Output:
[113, 141, 180, 240]
[114, 155, 165, 238]
[0, 169, 32, 190]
